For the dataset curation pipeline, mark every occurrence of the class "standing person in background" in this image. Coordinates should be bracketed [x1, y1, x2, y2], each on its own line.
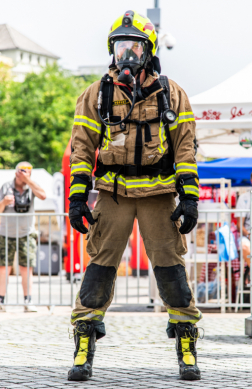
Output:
[235, 174, 252, 269]
[0, 162, 46, 312]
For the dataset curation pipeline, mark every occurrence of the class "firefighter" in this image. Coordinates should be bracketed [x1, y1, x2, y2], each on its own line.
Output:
[68, 10, 202, 382]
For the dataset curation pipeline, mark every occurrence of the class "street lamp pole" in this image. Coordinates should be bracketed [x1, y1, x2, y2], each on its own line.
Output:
[147, 1, 161, 56]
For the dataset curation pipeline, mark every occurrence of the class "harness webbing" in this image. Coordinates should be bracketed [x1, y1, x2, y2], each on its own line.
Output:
[97, 73, 175, 203]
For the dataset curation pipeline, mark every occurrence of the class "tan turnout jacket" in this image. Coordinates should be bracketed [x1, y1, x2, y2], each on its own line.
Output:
[70, 69, 197, 198]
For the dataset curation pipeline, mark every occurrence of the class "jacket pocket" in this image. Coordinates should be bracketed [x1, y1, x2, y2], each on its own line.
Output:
[86, 210, 101, 257]
[144, 107, 159, 121]
[100, 149, 125, 165]
[172, 220, 187, 255]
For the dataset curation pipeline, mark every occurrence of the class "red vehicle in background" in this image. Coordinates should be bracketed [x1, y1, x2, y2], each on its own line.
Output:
[62, 139, 149, 279]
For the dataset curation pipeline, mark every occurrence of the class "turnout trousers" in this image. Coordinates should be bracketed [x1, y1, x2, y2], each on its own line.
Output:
[71, 190, 202, 339]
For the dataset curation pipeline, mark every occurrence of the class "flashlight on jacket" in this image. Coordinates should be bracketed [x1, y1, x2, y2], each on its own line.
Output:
[161, 91, 176, 124]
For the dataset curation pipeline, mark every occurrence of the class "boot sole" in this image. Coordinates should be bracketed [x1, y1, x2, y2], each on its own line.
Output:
[180, 370, 201, 381]
[68, 369, 92, 381]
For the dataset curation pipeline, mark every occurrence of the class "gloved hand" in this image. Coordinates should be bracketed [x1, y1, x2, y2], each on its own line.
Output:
[171, 199, 198, 234]
[171, 173, 199, 234]
[68, 173, 95, 234]
[69, 200, 96, 234]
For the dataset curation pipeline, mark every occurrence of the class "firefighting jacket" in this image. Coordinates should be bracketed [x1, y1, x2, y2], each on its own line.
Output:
[70, 69, 198, 199]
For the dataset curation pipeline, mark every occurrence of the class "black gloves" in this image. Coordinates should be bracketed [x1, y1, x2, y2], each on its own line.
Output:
[171, 174, 199, 234]
[68, 174, 95, 234]
[69, 200, 96, 234]
[171, 199, 198, 234]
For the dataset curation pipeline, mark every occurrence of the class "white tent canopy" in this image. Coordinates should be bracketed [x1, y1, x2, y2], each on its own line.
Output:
[190, 62, 252, 157]
[191, 62, 252, 130]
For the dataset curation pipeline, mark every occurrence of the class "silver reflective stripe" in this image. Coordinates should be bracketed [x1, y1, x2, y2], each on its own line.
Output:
[169, 119, 178, 130]
[158, 124, 166, 153]
[74, 117, 101, 132]
[82, 313, 104, 321]
[169, 312, 202, 321]
[177, 164, 198, 173]
[71, 312, 104, 322]
[98, 173, 175, 188]
[178, 114, 195, 121]
[184, 186, 199, 195]
[71, 163, 92, 173]
[70, 185, 86, 195]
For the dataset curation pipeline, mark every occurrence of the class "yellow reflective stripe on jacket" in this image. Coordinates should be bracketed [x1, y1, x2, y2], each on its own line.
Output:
[158, 121, 166, 154]
[178, 111, 195, 124]
[169, 118, 178, 131]
[168, 309, 202, 324]
[74, 115, 101, 134]
[103, 125, 112, 150]
[183, 185, 199, 197]
[71, 162, 93, 174]
[176, 162, 198, 175]
[96, 172, 176, 189]
[69, 183, 87, 197]
[169, 112, 195, 131]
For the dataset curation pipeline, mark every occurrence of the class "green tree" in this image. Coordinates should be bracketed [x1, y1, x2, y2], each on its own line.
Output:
[0, 64, 98, 173]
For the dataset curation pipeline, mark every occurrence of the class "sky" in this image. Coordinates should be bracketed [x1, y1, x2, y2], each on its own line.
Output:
[1, 0, 252, 96]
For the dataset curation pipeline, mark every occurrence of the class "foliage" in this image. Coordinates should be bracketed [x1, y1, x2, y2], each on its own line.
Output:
[0, 64, 98, 173]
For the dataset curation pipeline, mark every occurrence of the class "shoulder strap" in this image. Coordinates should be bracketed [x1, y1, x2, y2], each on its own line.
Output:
[99, 74, 114, 148]
[157, 75, 174, 160]
[159, 75, 171, 108]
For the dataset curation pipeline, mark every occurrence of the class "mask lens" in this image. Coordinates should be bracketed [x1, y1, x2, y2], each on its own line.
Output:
[114, 40, 146, 62]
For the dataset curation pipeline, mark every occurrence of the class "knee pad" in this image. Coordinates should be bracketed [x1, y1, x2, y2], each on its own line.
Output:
[154, 264, 191, 308]
[80, 263, 116, 309]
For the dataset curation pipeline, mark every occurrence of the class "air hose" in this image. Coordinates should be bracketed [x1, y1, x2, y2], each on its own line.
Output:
[98, 75, 137, 127]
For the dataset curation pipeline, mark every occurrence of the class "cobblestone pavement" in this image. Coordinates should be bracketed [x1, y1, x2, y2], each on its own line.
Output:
[1, 309, 252, 389]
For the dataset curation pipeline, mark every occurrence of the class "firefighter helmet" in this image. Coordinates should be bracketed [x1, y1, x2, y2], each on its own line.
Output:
[108, 10, 158, 57]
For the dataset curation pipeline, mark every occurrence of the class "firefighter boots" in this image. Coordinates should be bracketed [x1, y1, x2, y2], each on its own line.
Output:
[175, 322, 201, 380]
[68, 321, 96, 381]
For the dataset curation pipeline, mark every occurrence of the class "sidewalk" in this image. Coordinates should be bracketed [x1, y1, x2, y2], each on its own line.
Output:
[1, 308, 252, 389]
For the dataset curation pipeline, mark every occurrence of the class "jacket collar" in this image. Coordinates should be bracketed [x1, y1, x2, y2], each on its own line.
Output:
[109, 68, 159, 89]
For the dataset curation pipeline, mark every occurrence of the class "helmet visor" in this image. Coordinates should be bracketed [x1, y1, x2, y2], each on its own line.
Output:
[114, 40, 147, 64]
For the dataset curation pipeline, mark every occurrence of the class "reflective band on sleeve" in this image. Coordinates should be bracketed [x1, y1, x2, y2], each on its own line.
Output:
[169, 118, 178, 131]
[183, 185, 199, 197]
[169, 112, 195, 131]
[168, 309, 202, 324]
[158, 121, 166, 154]
[69, 183, 87, 197]
[71, 162, 93, 174]
[96, 172, 176, 189]
[74, 115, 101, 134]
[176, 162, 198, 174]
[178, 111, 195, 124]
[103, 125, 112, 150]
[71, 310, 105, 324]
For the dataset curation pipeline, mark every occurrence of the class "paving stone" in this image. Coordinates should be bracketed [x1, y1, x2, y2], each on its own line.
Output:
[1, 313, 252, 388]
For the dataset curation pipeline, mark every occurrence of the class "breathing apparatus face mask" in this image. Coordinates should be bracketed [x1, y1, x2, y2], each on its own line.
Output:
[114, 39, 148, 84]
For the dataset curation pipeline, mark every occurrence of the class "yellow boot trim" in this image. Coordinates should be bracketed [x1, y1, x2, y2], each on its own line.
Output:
[74, 337, 89, 366]
[181, 337, 195, 366]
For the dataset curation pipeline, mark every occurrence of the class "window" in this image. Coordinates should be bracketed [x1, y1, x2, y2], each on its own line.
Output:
[29, 54, 32, 63]
[20, 52, 23, 61]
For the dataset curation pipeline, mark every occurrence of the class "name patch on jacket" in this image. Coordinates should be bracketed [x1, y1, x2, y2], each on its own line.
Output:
[112, 99, 130, 106]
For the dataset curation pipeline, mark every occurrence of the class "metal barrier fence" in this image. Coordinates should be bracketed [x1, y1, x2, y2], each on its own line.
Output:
[0, 198, 252, 313]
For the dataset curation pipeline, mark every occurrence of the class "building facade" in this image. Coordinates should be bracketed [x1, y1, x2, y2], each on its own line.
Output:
[0, 24, 59, 81]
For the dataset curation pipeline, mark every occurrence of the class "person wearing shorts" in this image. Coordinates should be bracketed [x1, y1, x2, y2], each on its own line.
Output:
[0, 161, 46, 312]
